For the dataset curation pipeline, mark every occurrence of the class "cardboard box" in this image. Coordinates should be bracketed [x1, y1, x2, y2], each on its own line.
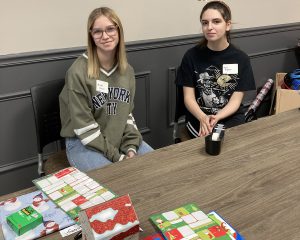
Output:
[270, 72, 300, 114]
[6, 205, 43, 236]
[79, 194, 139, 240]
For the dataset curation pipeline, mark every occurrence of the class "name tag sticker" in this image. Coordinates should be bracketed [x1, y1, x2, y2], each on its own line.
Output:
[223, 64, 238, 74]
[96, 80, 108, 93]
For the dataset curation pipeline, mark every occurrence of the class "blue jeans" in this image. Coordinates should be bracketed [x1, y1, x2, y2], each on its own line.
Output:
[65, 137, 153, 172]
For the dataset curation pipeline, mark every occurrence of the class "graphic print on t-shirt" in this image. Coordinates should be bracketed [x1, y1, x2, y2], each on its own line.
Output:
[195, 65, 238, 114]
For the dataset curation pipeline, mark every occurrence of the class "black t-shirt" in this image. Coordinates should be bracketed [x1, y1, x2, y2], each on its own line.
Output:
[176, 44, 256, 136]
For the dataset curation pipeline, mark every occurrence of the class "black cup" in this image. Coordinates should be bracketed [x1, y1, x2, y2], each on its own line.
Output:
[205, 134, 222, 155]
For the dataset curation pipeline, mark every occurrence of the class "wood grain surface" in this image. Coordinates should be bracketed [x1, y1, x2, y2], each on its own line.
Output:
[1, 109, 300, 240]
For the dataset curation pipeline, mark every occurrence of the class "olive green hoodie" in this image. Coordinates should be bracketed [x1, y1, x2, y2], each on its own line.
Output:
[59, 54, 142, 162]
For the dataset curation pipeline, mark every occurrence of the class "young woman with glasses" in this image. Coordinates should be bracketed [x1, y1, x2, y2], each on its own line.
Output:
[59, 7, 153, 172]
[176, 1, 256, 139]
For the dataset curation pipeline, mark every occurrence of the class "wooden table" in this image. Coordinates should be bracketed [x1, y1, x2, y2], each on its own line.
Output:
[1, 109, 300, 239]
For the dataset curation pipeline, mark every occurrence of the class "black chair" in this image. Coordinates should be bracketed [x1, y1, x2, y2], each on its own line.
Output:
[30, 79, 69, 176]
[173, 85, 187, 143]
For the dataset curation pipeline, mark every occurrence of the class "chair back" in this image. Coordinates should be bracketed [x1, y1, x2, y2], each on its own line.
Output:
[173, 84, 187, 143]
[30, 79, 64, 153]
[174, 85, 187, 122]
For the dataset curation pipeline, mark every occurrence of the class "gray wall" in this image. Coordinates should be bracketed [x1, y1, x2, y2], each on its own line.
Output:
[1, 23, 300, 196]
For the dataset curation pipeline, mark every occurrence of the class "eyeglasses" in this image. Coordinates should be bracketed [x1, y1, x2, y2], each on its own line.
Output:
[90, 25, 118, 39]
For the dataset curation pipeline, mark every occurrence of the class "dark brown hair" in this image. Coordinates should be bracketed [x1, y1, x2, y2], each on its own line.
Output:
[199, 1, 232, 47]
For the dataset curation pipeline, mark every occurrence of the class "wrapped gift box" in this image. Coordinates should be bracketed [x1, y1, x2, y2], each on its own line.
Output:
[143, 233, 165, 240]
[150, 203, 243, 240]
[33, 167, 117, 222]
[79, 194, 139, 240]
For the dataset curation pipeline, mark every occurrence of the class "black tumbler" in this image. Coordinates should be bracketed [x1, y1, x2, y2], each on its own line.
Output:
[205, 134, 223, 155]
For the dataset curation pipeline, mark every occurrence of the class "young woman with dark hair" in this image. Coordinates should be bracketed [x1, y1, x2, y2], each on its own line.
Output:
[176, 1, 256, 139]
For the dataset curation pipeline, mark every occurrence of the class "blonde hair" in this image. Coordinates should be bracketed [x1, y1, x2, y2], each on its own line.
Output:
[87, 7, 128, 78]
